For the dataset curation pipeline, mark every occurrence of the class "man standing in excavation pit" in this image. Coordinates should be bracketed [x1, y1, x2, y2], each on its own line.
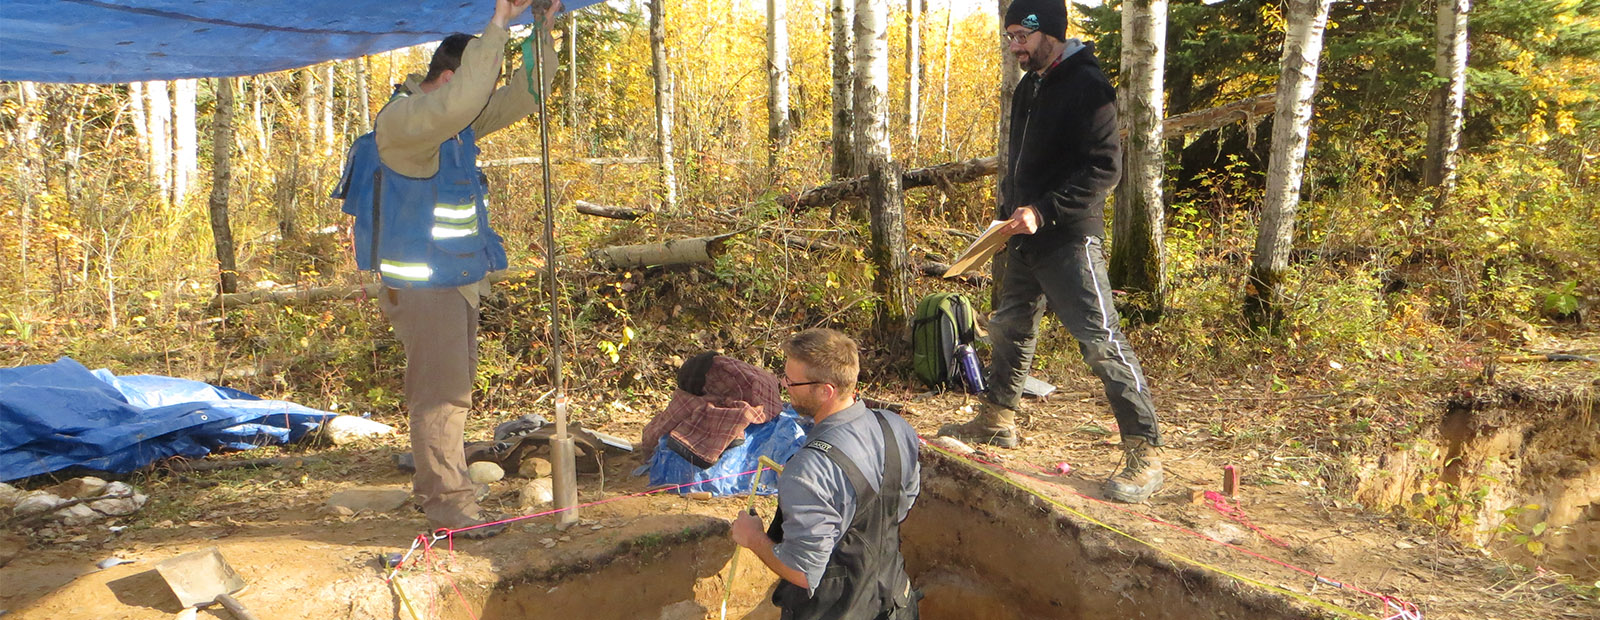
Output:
[730, 328, 922, 619]
[937, 0, 1165, 504]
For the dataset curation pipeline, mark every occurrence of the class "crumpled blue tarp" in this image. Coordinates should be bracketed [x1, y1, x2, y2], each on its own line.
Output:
[642, 407, 809, 497]
[0, 357, 336, 482]
[1, 0, 606, 84]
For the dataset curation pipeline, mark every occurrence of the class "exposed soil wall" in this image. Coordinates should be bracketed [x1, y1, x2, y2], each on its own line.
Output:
[473, 455, 1319, 619]
[1350, 384, 1599, 578]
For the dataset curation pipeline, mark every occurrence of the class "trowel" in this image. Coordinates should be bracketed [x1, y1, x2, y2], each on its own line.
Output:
[155, 547, 259, 620]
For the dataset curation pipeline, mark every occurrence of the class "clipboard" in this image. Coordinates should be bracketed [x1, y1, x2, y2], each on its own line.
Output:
[942, 221, 1013, 278]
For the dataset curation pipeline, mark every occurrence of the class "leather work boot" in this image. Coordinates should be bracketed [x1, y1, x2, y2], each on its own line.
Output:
[937, 401, 1019, 448]
[1103, 438, 1164, 503]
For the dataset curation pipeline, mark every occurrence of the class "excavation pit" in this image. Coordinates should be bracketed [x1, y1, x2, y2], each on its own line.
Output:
[437, 454, 1318, 620]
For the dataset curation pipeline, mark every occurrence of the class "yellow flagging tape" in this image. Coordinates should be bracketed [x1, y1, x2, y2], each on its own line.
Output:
[921, 441, 1381, 620]
[391, 575, 422, 620]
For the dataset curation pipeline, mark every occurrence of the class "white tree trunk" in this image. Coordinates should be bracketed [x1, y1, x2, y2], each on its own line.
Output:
[129, 81, 150, 162]
[905, 0, 922, 149]
[172, 79, 199, 204]
[146, 80, 173, 203]
[14, 83, 44, 290]
[300, 68, 318, 148]
[252, 76, 269, 157]
[1109, 0, 1168, 319]
[767, 0, 792, 169]
[1247, 0, 1332, 326]
[939, 2, 952, 151]
[355, 57, 373, 134]
[566, 16, 578, 128]
[1425, 0, 1469, 194]
[649, 0, 678, 210]
[995, 0, 1020, 210]
[852, 0, 891, 176]
[831, 0, 856, 179]
[322, 63, 336, 155]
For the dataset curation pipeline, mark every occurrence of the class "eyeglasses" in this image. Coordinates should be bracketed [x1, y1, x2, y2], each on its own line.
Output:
[1001, 28, 1037, 44]
[781, 376, 826, 389]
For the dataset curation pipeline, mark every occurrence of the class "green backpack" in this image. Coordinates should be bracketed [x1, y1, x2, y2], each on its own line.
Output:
[911, 292, 978, 389]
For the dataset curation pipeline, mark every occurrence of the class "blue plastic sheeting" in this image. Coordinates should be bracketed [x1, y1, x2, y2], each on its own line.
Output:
[0, 358, 336, 482]
[1, 0, 606, 84]
[643, 407, 810, 497]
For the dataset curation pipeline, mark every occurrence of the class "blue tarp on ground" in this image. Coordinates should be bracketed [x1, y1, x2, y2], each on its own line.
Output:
[643, 407, 809, 497]
[1, 0, 606, 84]
[0, 358, 336, 482]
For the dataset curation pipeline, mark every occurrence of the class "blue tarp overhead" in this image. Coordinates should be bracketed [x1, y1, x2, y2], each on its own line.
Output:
[1, 0, 605, 84]
[0, 358, 337, 482]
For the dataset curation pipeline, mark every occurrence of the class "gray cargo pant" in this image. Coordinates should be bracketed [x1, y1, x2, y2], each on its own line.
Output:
[378, 285, 482, 527]
[985, 236, 1161, 445]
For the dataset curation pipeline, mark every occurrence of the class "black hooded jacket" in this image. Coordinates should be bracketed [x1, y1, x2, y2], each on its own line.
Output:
[1001, 42, 1121, 243]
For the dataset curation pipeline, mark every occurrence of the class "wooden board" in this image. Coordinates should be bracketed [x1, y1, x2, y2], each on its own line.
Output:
[943, 221, 1012, 278]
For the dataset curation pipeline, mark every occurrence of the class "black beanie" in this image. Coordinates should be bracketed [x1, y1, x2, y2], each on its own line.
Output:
[1004, 0, 1068, 41]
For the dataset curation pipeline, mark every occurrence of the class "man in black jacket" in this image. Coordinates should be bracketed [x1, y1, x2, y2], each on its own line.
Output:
[938, 0, 1164, 504]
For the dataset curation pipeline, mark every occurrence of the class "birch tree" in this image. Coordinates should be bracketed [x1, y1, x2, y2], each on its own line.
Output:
[1109, 0, 1168, 321]
[300, 68, 317, 148]
[1425, 0, 1469, 199]
[172, 79, 198, 204]
[1246, 0, 1333, 329]
[251, 76, 270, 156]
[905, 0, 922, 149]
[649, 0, 678, 210]
[831, 0, 856, 179]
[767, 0, 792, 169]
[129, 82, 150, 163]
[209, 78, 240, 294]
[851, 0, 891, 176]
[868, 158, 912, 343]
[146, 80, 172, 203]
[322, 64, 336, 154]
[566, 16, 578, 128]
[13, 83, 44, 291]
[992, 0, 1022, 311]
[355, 57, 373, 134]
[939, 1, 952, 151]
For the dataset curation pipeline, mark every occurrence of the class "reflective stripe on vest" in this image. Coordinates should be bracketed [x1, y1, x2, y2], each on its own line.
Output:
[432, 203, 480, 239]
[379, 261, 433, 281]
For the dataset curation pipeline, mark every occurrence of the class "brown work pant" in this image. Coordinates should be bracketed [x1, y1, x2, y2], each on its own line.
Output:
[379, 286, 480, 528]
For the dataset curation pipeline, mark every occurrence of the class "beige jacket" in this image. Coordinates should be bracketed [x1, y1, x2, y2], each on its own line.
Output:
[375, 21, 557, 178]
[372, 21, 557, 301]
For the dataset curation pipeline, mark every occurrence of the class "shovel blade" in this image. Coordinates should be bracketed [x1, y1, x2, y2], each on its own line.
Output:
[155, 547, 246, 609]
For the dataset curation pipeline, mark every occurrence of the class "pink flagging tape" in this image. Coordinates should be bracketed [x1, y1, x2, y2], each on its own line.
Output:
[1204, 490, 1291, 548]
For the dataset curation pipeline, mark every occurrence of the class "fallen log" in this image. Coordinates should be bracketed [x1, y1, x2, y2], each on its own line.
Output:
[479, 155, 655, 168]
[781, 92, 1276, 212]
[920, 261, 990, 287]
[161, 456, 327, 473]
[588, 231, 744, 270]
[208, 270, 526, 309]
[575, 200, 646, 220]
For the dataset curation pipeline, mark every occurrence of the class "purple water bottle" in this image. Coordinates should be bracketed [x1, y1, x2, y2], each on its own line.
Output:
[954, 344, 985, 393]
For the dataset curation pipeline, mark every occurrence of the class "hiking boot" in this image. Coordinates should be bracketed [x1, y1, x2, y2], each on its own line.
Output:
[937, 401, 1019, 448]
[1103, 438, 1164, 503]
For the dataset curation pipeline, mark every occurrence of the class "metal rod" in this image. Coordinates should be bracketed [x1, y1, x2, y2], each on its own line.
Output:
[533, 18, 563, 400]
[531, 16, 579, 528]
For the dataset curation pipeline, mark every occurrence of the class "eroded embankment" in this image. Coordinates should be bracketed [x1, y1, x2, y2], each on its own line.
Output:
[1349, 382, 1598, 578]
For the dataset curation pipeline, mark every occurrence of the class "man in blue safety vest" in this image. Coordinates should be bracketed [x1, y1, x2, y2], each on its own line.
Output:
[730, 329, 922, 619]
[333, 0, 560, 539]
